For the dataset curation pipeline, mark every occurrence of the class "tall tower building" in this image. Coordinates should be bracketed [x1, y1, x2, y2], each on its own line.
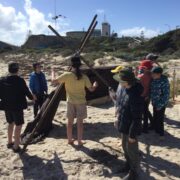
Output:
[102, 22, 111, 37]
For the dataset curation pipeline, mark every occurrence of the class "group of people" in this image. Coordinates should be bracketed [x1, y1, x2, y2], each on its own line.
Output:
[110, 53, 170, 180]
[0, 53, 170, 180]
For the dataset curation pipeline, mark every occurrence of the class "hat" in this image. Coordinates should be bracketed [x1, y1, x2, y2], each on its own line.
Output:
[146, 53, 159, 60]
[151, 66, 163, 74]
[139, 60, 153, 70]
[113, 68, 136, 83]
[111, 65, 124, 73]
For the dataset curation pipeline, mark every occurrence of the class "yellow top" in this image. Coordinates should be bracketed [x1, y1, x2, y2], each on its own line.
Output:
[57, 72, 92, 104]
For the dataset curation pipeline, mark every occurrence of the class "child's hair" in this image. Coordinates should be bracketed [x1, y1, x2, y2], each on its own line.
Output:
[71, 57, 82, 80]
[33, 62, 41, 70]
[8, 62, 19, 74]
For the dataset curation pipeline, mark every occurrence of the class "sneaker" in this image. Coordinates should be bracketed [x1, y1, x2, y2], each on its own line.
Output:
[12, 146, 22, 153]
[7, 143, 14, 149]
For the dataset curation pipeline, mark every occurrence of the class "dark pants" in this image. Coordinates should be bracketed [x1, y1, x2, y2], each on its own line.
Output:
[122, 134, 140, 172]
[34, 94, 45, 117]
[153, 107, 166, 136]
[143, 99, 153, 130]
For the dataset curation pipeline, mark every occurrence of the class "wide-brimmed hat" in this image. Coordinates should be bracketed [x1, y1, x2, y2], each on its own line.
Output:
[111, 65, 124, 73]
[113, 68, 136, 83]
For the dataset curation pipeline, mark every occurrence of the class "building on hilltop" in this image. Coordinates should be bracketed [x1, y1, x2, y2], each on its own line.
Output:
[66, 29, 101, 38]
[101, 22, 111, 37]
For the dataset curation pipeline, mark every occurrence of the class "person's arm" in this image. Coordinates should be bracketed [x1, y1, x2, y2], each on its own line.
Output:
[83, 74, 98, 92]
[51, 71, 67, 86]
[88, 81, 98, 92]
[42, 73, 48, 94]
[29, 74, 36, 94]
[22, 79, 34, 100]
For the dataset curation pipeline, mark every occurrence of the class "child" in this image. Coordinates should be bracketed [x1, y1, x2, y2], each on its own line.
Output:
[0, 62, 34, 152]
[52, 56, 98, 146]
[29, 62, 48, 117]
[150, 66, 170, 139]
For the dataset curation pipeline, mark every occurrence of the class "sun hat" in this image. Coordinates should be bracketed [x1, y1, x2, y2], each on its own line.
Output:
[111, 65, 124, 73]
[113, 68, 136, 83]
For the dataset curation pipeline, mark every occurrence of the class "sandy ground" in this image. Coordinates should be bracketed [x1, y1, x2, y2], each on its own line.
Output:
[0, 56, 180, 180]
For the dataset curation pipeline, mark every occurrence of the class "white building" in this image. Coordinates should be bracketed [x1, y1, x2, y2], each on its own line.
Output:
[102, 22, 111, 37]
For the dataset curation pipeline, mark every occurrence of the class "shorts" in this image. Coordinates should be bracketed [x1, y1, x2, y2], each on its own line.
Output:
[5, 110, 24, 126]
[67, 102, 87, 120]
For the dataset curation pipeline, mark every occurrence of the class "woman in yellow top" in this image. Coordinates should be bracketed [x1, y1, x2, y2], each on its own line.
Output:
[52, 57, 98, 146]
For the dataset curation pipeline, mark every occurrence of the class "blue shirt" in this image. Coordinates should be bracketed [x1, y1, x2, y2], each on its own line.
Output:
[29, 72, 48, 95]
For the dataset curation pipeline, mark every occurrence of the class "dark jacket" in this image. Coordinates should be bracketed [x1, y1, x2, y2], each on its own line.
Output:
[118, 82, 144, 138]
[0, 75, 33, 110]
[29, 72, 48, 95]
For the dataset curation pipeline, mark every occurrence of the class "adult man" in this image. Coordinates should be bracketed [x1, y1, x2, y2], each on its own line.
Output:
[114, 68, 144, 180]
[0, 62, 34, 152]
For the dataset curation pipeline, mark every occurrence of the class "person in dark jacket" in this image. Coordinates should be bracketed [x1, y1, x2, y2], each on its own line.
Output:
[0, 62, 34, 153]
[29, 62, 48, 117]
[150, 66, 170, 139]
[114, 68, 144, 180]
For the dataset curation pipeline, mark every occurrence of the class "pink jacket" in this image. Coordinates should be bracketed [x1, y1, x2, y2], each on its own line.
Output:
[138, 71, 152, 98]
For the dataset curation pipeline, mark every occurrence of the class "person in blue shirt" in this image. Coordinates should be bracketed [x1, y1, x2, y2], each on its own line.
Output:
[150, 66, 170, 139]
[29, 62, 48, 117]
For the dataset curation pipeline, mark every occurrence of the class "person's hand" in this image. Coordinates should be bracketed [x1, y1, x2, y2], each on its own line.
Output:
[115, 108, 119, 117]
[114, 120, 118, 129]
[128, 138, 136, 143]
[93, 81, 98, 88]
[32, 94, 37, 103]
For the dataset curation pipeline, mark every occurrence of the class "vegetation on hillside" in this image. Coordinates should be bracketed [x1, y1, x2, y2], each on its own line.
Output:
[1, 29, 180, 63]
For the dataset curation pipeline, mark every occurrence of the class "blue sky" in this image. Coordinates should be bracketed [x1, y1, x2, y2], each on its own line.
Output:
[0, 0, 180, 45]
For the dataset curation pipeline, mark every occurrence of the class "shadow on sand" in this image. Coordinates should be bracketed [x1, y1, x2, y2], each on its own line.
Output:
[19, 152, 67, 180]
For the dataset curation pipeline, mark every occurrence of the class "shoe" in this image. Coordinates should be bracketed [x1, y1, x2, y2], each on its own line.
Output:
[122, 170, 139, 180]
[7, 142, 14, 149]
[68, 139, 75, 145]
[117, 163, 130, 173]
[12, 146, 22, 153]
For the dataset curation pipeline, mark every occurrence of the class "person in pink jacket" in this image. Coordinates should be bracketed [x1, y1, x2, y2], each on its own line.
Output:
[137, 60, 154, 133]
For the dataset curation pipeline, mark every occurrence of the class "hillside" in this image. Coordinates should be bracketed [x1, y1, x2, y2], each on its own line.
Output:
[0, 41, 17, 53]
